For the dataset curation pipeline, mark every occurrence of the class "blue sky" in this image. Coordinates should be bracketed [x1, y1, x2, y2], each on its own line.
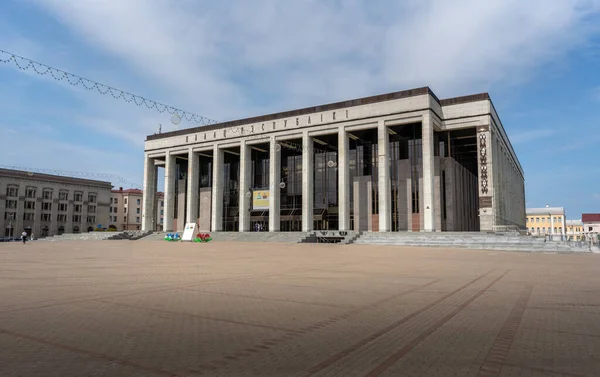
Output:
[1, 0, 599, 219]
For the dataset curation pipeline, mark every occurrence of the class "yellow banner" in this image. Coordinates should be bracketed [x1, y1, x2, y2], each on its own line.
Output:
[252, 190, 270, 210]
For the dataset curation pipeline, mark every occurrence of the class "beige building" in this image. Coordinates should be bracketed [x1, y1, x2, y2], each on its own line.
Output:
[526, 206, 566, 240]
[565, 219, 584, 241]
[109, 188, 164, 231]
[0, 168, 111, 238]
[142, 87, 525, 233]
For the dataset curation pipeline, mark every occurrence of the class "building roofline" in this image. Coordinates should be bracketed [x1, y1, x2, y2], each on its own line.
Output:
[526, 207, 566, 215]
[146, 87, 491, 141]
[0, 168, 112, 189]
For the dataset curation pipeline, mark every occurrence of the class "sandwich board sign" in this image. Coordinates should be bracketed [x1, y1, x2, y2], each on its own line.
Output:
[182, 223, 197, 242]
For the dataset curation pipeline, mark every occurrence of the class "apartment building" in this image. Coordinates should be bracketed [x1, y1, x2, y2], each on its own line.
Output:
[0, 168, 111, 238]
[110, 188, 163, 231]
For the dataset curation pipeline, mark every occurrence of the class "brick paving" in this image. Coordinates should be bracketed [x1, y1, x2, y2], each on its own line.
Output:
[1, 241, 599, 376]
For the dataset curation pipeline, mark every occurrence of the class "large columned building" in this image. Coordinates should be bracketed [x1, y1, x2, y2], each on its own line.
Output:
[142, 87, 525, 233]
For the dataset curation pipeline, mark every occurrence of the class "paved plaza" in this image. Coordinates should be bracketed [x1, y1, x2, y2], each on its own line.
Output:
[1, 241, 599, 376]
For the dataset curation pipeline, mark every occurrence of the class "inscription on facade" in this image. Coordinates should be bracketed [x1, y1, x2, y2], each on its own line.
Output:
[479, 133, 488, 194]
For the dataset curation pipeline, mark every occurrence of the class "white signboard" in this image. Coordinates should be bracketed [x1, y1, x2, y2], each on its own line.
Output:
[182, 222, 198, 242]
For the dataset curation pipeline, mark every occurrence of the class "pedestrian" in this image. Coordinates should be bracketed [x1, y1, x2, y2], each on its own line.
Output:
[21, 231, 27, 244]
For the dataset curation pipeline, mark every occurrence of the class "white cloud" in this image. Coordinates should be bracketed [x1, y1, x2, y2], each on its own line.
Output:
[3, 0, 600, 187]
[32, 0, 600, 113]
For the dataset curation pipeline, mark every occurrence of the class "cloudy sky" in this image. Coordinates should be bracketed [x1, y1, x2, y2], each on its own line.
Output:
[1, 0, 599, 218]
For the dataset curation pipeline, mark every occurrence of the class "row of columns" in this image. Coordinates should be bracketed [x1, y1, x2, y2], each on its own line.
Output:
[142, 114, 438, 233]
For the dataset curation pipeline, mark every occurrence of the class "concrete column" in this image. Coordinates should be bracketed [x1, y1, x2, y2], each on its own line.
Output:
[422, 112, 436, 232]
[15, 189, 24, 236]
[302, 132, 314, 232]
[142, 155, 157, 231]
[186, 148, 199, 224]
[239, 140, 251, 232]
[163, 152, 176, 232]
[550, 216, 554, 236]
[561, 217, 566, 239]
[50, 194, 58, 235]
[66, 197, 73, 233]
[269, 136, 281, 232]
[377, 121, 391, 232]
[211, 145, 224, 232]
[338, 127, 350, 230]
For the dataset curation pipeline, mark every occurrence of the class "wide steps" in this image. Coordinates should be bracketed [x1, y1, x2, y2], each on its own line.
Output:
[353, 232, 589, 253]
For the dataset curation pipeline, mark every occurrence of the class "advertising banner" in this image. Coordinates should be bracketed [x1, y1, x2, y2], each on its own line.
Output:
[252, 189, 270, 210]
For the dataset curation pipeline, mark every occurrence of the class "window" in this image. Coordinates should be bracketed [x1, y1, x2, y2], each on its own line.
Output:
[110, 197, 113, 204]
[74, 204, 82, 213]
[6, 185, 18, 197]
[72, 215, 81, 223]
[536, 217, 539, 223]
[136, 208, 140, 214]
[23, 213, 34, 221]
[26, 187, 36, 198]
[124, 207, 127, 214]
[554, 227, 557, 233]
[526, 218, 529, 223]
[87, 216, 96, 223]
[4, 212, 16, 220]
[59, 190, 69, 200]
[42, 189, 53, 199]
[161, 201, 164, 207]
[114, 198, 118, 204]
[88, 193, 97, 203]
[542, 227, 546, 233]
[24, 201, 35, 210]
[123, 216, 127, 222]
[136, 199, 141, 205]
[41, 213, 51, 221]
[160, 210, 164, 215]
[124, 198, 128, 205]
[74, 192, 83, 202]
[57, 214, 67, 222]
[88, 205, 96, 213]
[5, 200, 17, 209]
[136, 216, 140, 223]
[42, 202, 52, 211]
[58, 203, 68, 212]
[559, 227, 562, 233]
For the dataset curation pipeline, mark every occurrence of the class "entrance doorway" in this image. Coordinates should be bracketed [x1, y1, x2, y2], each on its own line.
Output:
[5, 226, 14, 238]
[41, 226, 49, 237]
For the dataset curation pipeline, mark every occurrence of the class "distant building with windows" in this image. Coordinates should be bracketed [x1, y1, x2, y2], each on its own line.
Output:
[565, 219, 584, 241]
[110, 188, 163, 231]
[526, 206, 566, 240]
[582, 213, 600, 245]
[0, 168, 111, 238]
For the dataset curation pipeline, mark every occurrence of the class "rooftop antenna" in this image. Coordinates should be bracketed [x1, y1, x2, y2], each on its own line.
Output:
[158, 124, 162, 134]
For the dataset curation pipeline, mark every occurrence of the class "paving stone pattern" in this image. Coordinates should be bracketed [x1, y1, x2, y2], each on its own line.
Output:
[1, 241, 599, 376]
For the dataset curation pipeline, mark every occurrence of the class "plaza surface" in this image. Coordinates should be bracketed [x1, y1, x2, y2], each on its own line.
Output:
[1, 241, 599, 377]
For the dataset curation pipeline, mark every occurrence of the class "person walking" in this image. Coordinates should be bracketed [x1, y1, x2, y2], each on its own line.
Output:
[21, 231, 27, 244]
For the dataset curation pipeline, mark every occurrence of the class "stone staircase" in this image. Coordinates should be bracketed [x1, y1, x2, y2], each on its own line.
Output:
[142, 231, 308, 243]
[353, 232, 592, 253]
[299, 231, 362, 244]
[38, 232, 122, 242]
[107, 230, 153, 241]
